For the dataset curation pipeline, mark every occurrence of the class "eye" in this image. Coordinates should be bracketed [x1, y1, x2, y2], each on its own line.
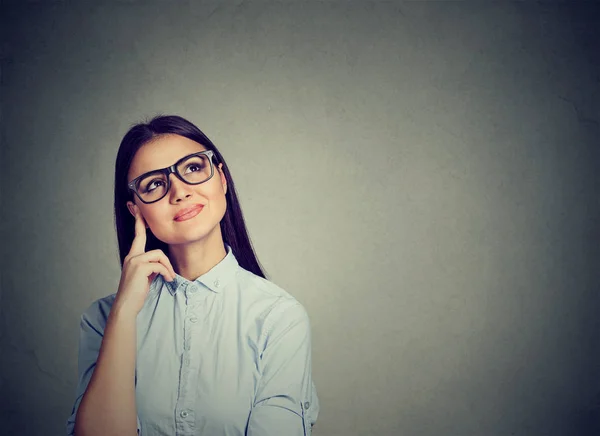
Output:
[184, 162, 204, 173]
[143, 178, 166, 193]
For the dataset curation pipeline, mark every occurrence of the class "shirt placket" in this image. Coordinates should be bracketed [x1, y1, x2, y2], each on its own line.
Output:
[175, 282, 202, 436]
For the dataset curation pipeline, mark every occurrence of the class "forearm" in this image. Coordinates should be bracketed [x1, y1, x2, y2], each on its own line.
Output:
[74, 305, 138, 436]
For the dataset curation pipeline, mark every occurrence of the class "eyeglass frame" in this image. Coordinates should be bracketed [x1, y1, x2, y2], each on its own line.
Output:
[127, 150, 217, 204]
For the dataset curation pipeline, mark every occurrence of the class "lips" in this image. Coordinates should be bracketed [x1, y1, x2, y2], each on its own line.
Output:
[174, 204, 204, 221]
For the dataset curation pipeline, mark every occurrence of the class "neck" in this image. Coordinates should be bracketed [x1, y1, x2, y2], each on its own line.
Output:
[167, 228, 227, 281]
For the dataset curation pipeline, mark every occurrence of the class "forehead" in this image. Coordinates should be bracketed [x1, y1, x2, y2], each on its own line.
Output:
[128, 134, 207, 181]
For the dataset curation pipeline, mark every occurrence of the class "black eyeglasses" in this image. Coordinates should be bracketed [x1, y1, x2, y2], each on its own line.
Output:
[128, 150, 216, 204]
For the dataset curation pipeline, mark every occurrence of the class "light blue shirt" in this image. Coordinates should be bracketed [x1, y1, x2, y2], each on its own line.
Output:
[66, 244, 319, 435]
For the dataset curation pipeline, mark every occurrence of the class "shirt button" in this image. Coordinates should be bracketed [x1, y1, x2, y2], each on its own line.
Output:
[184, 343, 191, 351]
[214, 279, 220, 288]
[189, 316, 198, 323]
[180, 410, 188, 418]
[188, 284, 197, 292]
[184, 358, 190, 366]
[304, 401, 310, 410]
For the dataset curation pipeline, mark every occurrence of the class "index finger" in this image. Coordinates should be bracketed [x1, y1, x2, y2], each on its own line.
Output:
[129, 207, 147, 256]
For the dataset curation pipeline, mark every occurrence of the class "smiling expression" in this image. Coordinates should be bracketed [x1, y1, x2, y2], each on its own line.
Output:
[126, 134, 228, 246]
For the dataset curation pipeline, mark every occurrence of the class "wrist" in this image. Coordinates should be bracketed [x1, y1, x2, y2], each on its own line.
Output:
[110, 299, 140, 321]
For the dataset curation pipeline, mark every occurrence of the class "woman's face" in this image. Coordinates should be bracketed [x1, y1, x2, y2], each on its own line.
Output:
[126, 134, 227, 246]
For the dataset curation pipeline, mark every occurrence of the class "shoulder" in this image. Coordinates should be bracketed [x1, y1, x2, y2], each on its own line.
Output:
[79, 293, 118, 334]
[236, 267, 298, 301]
[235, 268, 311, 339]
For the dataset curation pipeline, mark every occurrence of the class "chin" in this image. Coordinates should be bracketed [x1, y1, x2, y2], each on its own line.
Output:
[160, 234, 208, 246]
[155, 225, 219, 246]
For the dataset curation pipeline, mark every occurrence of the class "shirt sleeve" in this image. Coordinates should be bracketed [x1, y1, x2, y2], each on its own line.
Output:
[65, 299, 143, 436]
[247, 300, 320, 436]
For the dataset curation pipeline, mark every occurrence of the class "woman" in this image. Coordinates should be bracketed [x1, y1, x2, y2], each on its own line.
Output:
[66, 115, 319, 435]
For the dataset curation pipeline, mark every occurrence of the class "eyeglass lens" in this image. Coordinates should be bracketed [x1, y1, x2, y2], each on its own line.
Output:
[134, 154, 212, 202]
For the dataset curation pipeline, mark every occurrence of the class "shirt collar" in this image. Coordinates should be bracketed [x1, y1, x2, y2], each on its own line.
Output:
[163, 243, 239, 295]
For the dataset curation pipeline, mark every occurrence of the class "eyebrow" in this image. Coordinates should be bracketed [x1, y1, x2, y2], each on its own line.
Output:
[130, 151, 208, 183]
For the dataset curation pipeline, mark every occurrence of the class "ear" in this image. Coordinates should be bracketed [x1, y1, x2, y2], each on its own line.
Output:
[126, 201, 149, 229]
[218, 163, 227, 195]
[126, 201, 136, 217]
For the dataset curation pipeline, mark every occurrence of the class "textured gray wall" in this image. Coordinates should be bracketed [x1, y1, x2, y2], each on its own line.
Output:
[1, 1, 598, 435]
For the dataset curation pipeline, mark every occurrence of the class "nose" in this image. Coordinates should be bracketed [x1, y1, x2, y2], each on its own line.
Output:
[168, 173, 193, 202]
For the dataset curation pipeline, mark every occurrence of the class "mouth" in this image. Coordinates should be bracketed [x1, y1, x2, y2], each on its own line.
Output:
[174, 204, 204, 222]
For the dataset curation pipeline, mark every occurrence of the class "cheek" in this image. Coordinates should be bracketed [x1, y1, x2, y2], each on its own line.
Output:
[211, 190, 228, 213]
[204, 178, 226, 200]
[206, 186, 227, 218]
[141, 207, 168, 228]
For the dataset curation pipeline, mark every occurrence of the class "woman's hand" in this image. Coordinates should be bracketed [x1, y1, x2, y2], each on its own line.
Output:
[113, 205, 176, 316]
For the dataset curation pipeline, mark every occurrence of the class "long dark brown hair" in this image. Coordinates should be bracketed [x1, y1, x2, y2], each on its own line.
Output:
[113, 114, 266, 278]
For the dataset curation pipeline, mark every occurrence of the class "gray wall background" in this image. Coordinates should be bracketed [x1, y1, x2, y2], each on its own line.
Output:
[1, 1, 598, 435]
